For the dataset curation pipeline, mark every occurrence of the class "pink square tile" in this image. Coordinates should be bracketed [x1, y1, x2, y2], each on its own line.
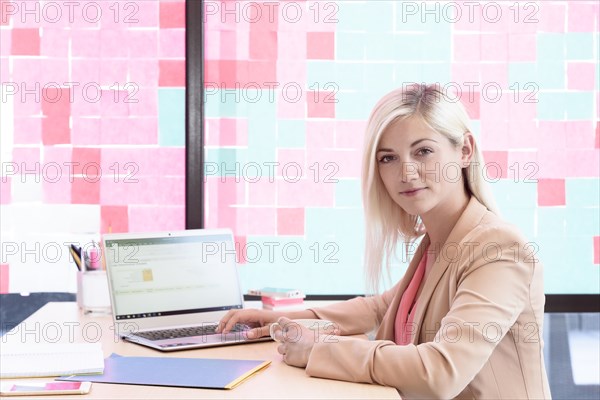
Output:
[459, 90, 480, 119]
[481, 34, 508, 61]
[278, 31, 307, 60]
[249, 30, 278, 60]
[537, 179, 565, 206]
[12, 147, 40, 165]
[43, 177, 71, 204]
[128, 88, 158, 117]
[277, 179, 335, 207]
[537, 148, 567, 179]
[11, 58, 41, 85]
[235, 29, 250, 60]
[0, 264, 7, 293]
[277, 149, 306, 178]
[277, 208, 305, 235]
[128, 30, 158, 58]
[276, 60, 307, 85]
[0, 58, 8, 81]
[565, 121, 595, 148]
[40, 28, 69, 57]
[205, 119, 219, 146]
[41, 58, 69, 83]
[248, 178, 276, 206]
[159, 60, 185, 87]
[507, 150, 538, 181]
[538, 121, 566, 150]
[454, 34, 480, 62]
[508, 4, 539, 34]
[155, 176, 184, 205]
[131, 0, 160, 28]
[126, 117, 159, 145]
[247, 207, 276, 235]
[100, 148, 157, 179]
[594, 236, 600, 264]
[538, 2, 566, 33]
[480, 95, 509, 122]
[71, 29, 101, 57]
[101, 206, 128, 234]
[11, 28, 40, 55]
[567, 62, 596, 91]
[1, 178, 11, 205]
[306, 121, 335, 149]
[307, 32, 334, 60]
[508, 100, 537, 121]
[129, 59, 159, 87]
[479, 3, 509, 33]
[99, 59, 129, 86]
[0, 28, 9, 56]
[42, 114, 70, 145]
[508, 120, 539, 149]
[205, 30, 220, 60]
[219, 30, 236, 60]
[156, 147, 185, 177]
[247, 61, 276, 85]
[71, 59, 100, 83]
[307, 149, 361, 179]
[336, 120, 367, 150]
[453, 2, 482, 31]
[481, 151, 508, 179]
[218, 119, 237, 147]
[72, 117, 101, 145]
[100, 90, 130, 117]
[129, 206, 185, 232]
[13, 117, 42, 145]
[100, 29, 129, 57]
[305, 5, 333, 32]
[160, 1, 185, 29]
[451, 63, 481, 86]
[480, 120, 509, 150]
[508, 33, 536, 62]
[277, 95, 306, 119]
[43, 146, 72, 166]
[307, 91, 335, 118]
[568, 2, 598, 32]
[566, 149, 599, 177]
[159, 29, 185, 58]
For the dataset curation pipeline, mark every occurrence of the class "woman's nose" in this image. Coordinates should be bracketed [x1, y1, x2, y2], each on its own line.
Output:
[399, 161, 420, 182]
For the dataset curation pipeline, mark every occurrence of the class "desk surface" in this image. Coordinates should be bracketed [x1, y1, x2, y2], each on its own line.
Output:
[1, 302, 399, 399]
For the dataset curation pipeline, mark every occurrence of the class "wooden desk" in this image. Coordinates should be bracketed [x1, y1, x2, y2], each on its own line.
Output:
[1, 302, 399, 399]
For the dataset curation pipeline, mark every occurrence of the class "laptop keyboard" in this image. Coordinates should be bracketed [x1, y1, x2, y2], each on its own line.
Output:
[133, 323, 250, 341]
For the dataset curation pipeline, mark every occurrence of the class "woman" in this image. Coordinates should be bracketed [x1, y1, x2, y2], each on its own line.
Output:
[217, 84, 551, 399]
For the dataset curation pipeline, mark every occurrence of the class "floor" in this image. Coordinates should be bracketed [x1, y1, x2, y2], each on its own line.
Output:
[1, 294, 598, 399]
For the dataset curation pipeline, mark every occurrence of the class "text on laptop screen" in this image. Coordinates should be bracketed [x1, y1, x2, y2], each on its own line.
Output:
[104, 234, 242, 320]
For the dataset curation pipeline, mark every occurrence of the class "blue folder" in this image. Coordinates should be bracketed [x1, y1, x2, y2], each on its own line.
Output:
[58, 354, 270, 390]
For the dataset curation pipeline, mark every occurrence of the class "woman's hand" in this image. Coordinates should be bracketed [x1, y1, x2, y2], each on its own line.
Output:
[216, 309, 281, 339]
[272, 317, 340, 368]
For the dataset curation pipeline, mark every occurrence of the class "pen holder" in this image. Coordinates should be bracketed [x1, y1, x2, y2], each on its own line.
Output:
[76, 271, 112, 315]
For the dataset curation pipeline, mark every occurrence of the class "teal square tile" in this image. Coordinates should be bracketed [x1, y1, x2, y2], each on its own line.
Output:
[335, 31, 365, 60]
[337, 2, 367, 32]
[422, 63, 451, 84]
[421, 33, 451, 62]
[536, 61, 565, 90]
[336, 91, 371, 120]
[509, 63, 538, 87]
[364, 63, 395, 93]
[394, 63, 423, 85]
[564, 92, 594, 120]
[537, 207, 567, 237]
[536, 33, 565, 61]
[335, 179, 361, 207]
[365, 33, 396, 61]
[393, 34, 424, 61]
[565, 33, 594, 60]
[158, 88, 185, 146]
[307, 61, 336, 88]
[248, 117, 276, 147]
[363, 1, 394, 32]
[334, 62, 365, 91]
[566, 178, 600, 208]
[537, 92, 566, 120]
[565, 207, 599, 237]
[277, 120, 305, 148]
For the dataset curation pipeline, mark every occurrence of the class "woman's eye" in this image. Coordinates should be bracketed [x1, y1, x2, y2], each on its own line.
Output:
[416, 148, 433, 156]
[378, 155, 395, 163]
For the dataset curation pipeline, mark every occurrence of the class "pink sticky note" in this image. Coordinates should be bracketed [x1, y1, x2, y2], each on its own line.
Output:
[481, 151, 508, 179]
[537, 179, 565, 206]
[128, 30, 158, 58]
[127, 88, 158, 117]
[160, 2, 185, 28]
[307, 32, 334, 60]
[538, 121, 566, 150]
[567, 62, 596, 91]
[42, 87, 71, 117]
[454, 34, 480, 62]
[480, 4, 510, 33]
[71, 59, 101, 88]
[307, 149, 361, 179]
[11, 57, 41, 85]
[128, 206, 184, 232]
[565, 121, 595, 148]
[218, 119, 237, 147]
[306, 121, 335, 149]
[451, 63, 481, 88]
[159, 28, 185, 59]
[277, 149, 306, 178]
[480, 64, 508, 89]
[0, 264, 8, 293]
[0, 178, 11, 204]
[234, 235, 247, 264]
[129, 59, 159, 87]
[336, 120, 367, 150]
[157, 147, 185, 177]
[307, 91, 335, 118]
[480, 120, 509, 151]
[126, 117, 158, 145]
[100, 29, 129, 57]
[459, 91, 480, 120]
[537, 148, 567, 179]
[42, 114, 71, 145]
[568, 2, 598, 32]
[480, 95, 509, 122]
[0, 58, 8, 82]
[101, 206, 128, 234]
[41, 58, 69, 84]
[453, 2, 481, 31]
[278, 31, 307, 60]
[277, 179, 335, 207]
[155, 176, 184, 205]
[100, 90, 130, 117]
[0, 28, 11, 56]
[71, 29, 101, 57]
[101, 148, 156, 178]
[43, 146, 72, 166]
[508, 33, 536, 62]
[247, 61, 275, 85]
[131, 0, 160, 28]
[13, 117, 42, 145]
[509, 120, 539, 149]
[43, 177, 71, 204]
[100, 59, 129, 87]
[507, 150, 538, 181]
[247, 207, 276, 235]
[594, 236, 599, 264]
[277, 208, 305, 235]
[276, 60, 307, 86]
[508, 100, 537, 122]
[11, 28, 40, 55]
[538, 2, 566, 32]
[248, 178, 277, 206]
[277, 95, 306, 119]
[71, 177, 100, 204]
[159, 60, 185, 87]
[72, 117, 101, 145]
[12, 147, 40, 166]
[566, 149, 599, 177]
[40, 28, 69, 57]
[72, 147, 101, 177]
[205, 29, 220, 60]
[218, 30, 235, 60]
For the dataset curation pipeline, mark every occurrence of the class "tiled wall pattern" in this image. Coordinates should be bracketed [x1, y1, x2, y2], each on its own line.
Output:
[0, 0, 186, 292]
[204, 1, 599, 294]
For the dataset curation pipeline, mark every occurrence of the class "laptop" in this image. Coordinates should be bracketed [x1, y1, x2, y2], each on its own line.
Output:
[102, 229, 271, 351]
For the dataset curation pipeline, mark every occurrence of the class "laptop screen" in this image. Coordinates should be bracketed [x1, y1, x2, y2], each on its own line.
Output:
[104, 233, 243, 321]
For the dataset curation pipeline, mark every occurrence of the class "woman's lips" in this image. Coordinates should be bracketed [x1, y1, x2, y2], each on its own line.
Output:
[400, 188, 427, 196]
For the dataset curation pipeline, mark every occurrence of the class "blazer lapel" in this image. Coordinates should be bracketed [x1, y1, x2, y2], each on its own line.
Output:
[410, 196, 489, 344]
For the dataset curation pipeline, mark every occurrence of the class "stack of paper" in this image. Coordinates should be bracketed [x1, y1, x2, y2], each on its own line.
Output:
[0, 343, 104, 378]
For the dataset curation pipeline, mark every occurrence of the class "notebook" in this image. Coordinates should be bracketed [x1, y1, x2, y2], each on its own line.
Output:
[102, 229, 271, 351]
[0, 343, 104, 378]
[59, 353, 270, 390]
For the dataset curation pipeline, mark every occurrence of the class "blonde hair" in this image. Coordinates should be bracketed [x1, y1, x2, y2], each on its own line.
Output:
[362, 84, 499, 294]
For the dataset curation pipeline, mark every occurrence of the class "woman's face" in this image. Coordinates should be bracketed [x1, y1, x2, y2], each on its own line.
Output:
[376, 115, 472, 217]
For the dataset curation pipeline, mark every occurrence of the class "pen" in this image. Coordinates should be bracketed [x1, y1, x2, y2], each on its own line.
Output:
[69, 245, 82, 271]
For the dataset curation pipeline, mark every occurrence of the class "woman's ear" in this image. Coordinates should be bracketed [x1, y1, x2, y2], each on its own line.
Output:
[461, 132, 475, 167]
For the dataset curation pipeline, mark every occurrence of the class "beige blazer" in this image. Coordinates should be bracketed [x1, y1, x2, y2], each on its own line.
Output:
[307, 196, 551, 399]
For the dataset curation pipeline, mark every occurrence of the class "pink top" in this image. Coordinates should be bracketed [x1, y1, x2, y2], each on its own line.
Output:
[394, 247, 429, 345]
